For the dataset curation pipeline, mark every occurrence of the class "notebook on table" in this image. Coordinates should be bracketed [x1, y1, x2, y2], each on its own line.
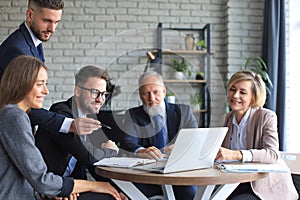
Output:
[94, 157, 156, 168]
[217, 162, 289, 173]
[132, 127, 228, 174]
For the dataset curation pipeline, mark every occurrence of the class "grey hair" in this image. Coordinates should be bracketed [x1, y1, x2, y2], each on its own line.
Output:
[138, 71, 164, 87]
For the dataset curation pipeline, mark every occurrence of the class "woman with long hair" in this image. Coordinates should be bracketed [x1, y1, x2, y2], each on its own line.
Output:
[0, 55, 125, 200]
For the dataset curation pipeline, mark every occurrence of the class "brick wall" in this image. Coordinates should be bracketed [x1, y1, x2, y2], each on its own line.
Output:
[0, 0, 264, 126]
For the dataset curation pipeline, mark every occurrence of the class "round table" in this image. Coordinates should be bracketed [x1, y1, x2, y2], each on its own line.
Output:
[96, 166, 267, 185]
[96, 166, 268, 200]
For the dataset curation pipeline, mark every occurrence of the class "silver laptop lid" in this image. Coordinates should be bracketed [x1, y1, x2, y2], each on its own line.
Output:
[163, 127, 228, 173]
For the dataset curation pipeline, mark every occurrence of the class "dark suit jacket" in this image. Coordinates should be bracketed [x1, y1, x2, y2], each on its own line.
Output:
[120, 101, 198, 152]
[0, 22, 42, 78]
[0, 22, 65, 133]
[35, 97, 117, 180]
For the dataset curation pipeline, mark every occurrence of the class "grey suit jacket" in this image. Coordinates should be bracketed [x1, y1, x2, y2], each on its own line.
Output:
[221, 107, 298, 200]
[0, 104, 73, 199]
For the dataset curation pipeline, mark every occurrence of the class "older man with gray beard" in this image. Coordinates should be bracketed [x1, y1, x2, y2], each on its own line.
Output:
[120, 71, 198, 200]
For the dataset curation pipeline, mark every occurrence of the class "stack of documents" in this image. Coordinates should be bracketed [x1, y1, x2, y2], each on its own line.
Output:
[217, 163, 289, 173]
[94, 157, 156, 168]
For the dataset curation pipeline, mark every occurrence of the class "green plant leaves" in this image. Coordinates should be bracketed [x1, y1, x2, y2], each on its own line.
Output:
[196, 39, 207, 48]
[244, 56, 273, 95]
[189, 92, 202, 106]
[172, 58, 191, 76]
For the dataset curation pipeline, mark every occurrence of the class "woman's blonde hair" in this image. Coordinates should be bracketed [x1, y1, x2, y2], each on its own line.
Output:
[0, 55, 47, 108]
[228, 70, 266, 108]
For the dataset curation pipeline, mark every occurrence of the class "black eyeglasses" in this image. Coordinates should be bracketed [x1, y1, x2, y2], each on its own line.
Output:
[77, 85, 110, 100]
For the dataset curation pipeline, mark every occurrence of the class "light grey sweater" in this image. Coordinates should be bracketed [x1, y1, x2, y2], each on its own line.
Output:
[0, 104, 73, 199]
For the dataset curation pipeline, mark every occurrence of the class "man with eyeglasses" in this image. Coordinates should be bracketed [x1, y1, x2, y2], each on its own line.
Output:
[35, 65, 120, 184]
[120, 71, 198, 200]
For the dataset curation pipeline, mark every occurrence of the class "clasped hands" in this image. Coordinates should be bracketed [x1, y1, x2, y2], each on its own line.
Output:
[101, 140, 119, 154]
[137, 144, 174, 160]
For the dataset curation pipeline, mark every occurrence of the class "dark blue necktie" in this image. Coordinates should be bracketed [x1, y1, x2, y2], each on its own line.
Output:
[152, 115, 166, 150]
[37, 43, 45, 63]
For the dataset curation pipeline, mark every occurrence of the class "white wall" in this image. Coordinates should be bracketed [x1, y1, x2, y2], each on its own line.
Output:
[0, 0, 264, 127]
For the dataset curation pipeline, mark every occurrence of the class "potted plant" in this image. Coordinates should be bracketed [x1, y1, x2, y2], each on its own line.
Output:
[196, 39, 207, 50]
[244, 56, 273, 95]
[172, 58, 191, 79]
[166, 93, 176, 104]
[189, 92, 202, 110]
[195, 72, 204, 80]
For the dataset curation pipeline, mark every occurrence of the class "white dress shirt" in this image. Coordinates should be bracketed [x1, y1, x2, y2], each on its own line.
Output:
[231, 108, 253, 162]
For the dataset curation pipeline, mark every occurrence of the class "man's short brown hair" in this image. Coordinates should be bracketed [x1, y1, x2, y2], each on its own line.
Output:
[28, 0, 64, 10]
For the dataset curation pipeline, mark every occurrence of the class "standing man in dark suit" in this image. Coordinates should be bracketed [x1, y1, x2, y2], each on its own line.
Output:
[120, 71, 198, 200]
[35, 65, 120, 182]
[0, 0, 100, 135]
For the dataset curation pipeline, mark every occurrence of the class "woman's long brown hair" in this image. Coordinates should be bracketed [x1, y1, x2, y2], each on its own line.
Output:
[0, 55, 47, 109]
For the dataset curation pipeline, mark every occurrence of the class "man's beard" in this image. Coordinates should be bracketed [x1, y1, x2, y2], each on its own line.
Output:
[79, 99, 102, 115]
[30, 23, 52, 42]
[143, 102, 165, 117]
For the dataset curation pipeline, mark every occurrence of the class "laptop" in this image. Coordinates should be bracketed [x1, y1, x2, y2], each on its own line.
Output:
[132, 127, 228, 174]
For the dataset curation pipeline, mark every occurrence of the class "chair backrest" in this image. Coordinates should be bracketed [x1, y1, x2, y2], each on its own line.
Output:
[280, 151, 300, 198]
[280, 151, 300, 175]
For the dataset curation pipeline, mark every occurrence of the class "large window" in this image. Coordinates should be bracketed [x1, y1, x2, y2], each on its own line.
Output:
[286, 0, 300, 152]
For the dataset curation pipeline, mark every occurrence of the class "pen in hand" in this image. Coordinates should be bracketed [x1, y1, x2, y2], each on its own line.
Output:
[86, 113, 112, 130]
[100, 123, 112, 130]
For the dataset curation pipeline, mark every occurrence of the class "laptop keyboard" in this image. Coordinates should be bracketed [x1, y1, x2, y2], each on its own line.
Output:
[134, 160, 166, 171]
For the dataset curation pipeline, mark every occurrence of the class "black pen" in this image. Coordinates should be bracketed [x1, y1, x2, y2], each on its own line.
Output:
[86, 113, 112, 130]
[101, 123, 112, 130]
